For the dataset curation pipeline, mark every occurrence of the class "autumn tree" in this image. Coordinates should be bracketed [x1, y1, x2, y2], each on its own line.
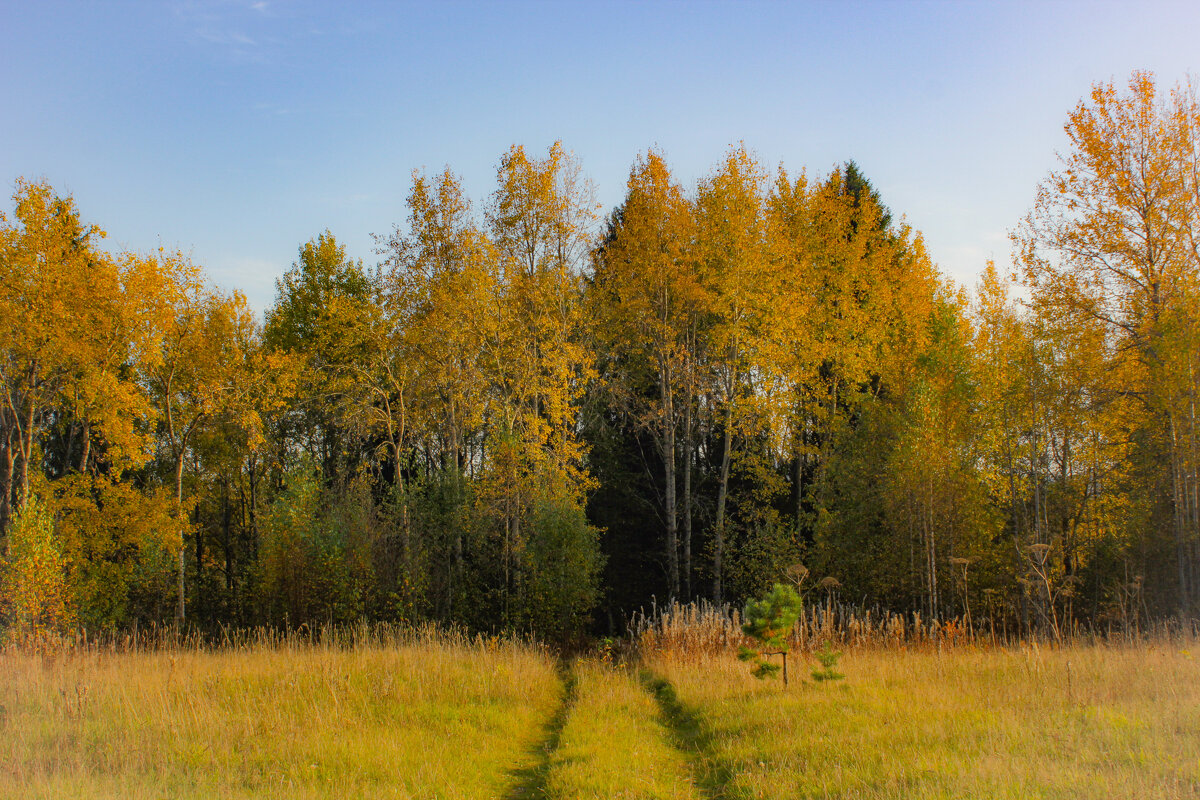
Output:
[482, 142, 600, 625]
[264, 231, 375, 482]
[375, 168, 497, 617]
[694, 145, 775, 602]
[144, 251, 261, 623]
[1017, 71, 1200, 618]
[591, 150, 701, 599]
[0, 180, 109, 527]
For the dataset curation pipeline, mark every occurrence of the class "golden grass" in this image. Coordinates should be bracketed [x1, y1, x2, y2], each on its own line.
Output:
[6, 622, 1198, 799]
[1, 630, 559, 799]
[542, 659, 702, 800]
[645, 641, 1200, 799]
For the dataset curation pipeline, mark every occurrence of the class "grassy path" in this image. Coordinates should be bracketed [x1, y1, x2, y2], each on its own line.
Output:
[504, 660, 579, 800]
[521, 660, 705, 799]
[640, 671, 745, 800]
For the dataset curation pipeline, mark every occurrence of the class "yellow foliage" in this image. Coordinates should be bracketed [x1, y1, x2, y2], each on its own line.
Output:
[0, 496, 71, 645]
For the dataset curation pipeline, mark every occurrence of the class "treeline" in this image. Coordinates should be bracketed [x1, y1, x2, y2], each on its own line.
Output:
[2, 72, 1199, 641]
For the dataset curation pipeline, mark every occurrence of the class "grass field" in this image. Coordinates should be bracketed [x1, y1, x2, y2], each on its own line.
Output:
[4, 632, 1199, 799]
[1, 629, 560, 799]
[644, 642, 1200, 799]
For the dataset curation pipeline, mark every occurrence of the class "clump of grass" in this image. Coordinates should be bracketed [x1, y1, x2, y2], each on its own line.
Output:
[1, 629, 559, 799]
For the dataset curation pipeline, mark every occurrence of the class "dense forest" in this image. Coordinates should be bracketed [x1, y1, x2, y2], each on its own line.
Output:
[2, 73, 1199, 641]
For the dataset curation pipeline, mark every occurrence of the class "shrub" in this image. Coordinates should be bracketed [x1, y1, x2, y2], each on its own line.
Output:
[1, 496, 72, 644]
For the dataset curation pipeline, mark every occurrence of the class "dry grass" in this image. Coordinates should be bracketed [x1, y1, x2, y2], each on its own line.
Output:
[644, 640, 1200, 799]
[542, 659, 702, 800]
[627, 598, 1140, 656]
[5, 619, 1198, 799]
[1, 628, 559, 799]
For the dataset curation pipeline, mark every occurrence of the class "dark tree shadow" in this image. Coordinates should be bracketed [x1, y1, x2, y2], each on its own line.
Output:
[503, 660, 578, 800]
[640, 670, 748, 800]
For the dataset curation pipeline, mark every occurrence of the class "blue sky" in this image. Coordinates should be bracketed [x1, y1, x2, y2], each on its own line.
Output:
[3, 1, 1198, 313]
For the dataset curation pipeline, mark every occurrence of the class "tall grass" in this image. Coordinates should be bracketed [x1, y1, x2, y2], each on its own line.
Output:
[640, 613, 1200, 799]
[629, 598, 1195, 656]
[7, 613, 1198, 799]
[1, 625, 559, 799]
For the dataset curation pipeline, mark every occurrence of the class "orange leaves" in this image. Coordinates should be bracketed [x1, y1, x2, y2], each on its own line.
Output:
[483, 143, 598, 505]
[592, 149, 698, 410]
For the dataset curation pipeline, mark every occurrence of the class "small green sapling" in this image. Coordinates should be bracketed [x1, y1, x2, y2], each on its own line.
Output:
[738, 583, 802, 686]
[811, 641, 844, 682]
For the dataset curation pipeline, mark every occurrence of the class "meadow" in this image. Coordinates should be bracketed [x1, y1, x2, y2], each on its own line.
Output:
[1, 627, 560, 799]
[3, 625, 1199, 799]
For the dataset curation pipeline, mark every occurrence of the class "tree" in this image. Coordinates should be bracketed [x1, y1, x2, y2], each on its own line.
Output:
[695, 145, 773, 603]
[482, 142, 599, 626]
[880, 303, 988, 623]
[376, 169, 497, 617]
[1016, 71, 1200, 618]
[0, 180, 108, 527]
[264, 231, 375, 482]
[591, 150, 701, 599]
[738, 582, 802, 685]
[144, 252, 260, 624]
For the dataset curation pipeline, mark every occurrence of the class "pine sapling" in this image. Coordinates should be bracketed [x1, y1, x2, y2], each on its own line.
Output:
[738, 583, 802, 686]
[811, 640, 844, 682]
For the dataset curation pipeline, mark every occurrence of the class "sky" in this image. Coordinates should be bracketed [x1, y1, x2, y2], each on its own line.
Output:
[2, 0, 1199, 314]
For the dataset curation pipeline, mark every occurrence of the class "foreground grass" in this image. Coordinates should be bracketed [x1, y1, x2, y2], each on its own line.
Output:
[6, 634, 1198, 799]
[539, 660, 702, 800]
[1, 633, 559, 799]
[645, 642, 1200, 799]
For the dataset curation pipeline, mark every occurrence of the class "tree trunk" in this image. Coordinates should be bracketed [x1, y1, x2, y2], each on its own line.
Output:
[682, 397, 694, 601]
[17, 400, 34, 511]
[714, 391, 733, 604]
[392, 438, 410, 564]
[175, 451, 186, 624]
[661, 373, 679, 599]
[1170, 412, 1190, 618]
[1189, 365, 1200, 617]
[793, 391, 805, 526]
[223, 477, 234, 594]
[927, 474, 939, 619]
[79, 420, 91, 474]
[248, 454, 259, 562]
[0, 422, 13, 541]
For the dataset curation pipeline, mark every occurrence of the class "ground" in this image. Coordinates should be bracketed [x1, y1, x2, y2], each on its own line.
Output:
[3, 634, 1198, 799]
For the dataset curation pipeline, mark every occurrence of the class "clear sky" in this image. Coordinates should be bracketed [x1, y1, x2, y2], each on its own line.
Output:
[3, 1, 1198, 313]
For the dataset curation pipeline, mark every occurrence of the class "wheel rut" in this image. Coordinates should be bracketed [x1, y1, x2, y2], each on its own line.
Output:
[503, 659, 577, 800]
[640, 670, 747, 800]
